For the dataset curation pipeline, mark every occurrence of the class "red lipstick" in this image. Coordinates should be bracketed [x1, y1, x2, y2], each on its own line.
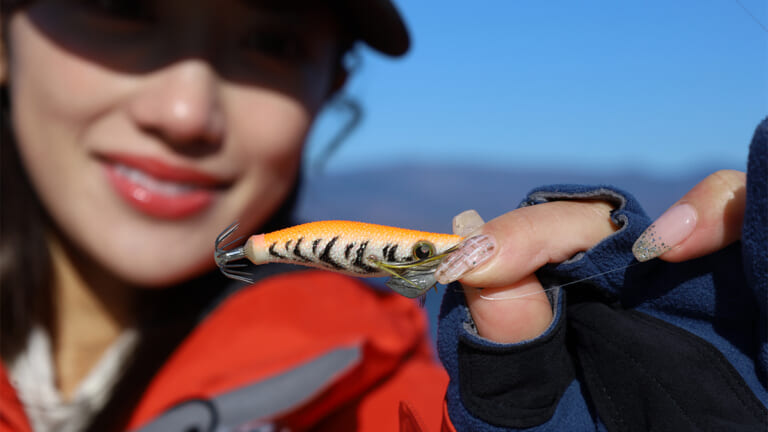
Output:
[102, 154, 227, 220]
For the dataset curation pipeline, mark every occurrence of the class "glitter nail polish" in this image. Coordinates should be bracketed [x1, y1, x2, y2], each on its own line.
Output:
[632, 203, 698, 262]
[435, 234, 496, 284]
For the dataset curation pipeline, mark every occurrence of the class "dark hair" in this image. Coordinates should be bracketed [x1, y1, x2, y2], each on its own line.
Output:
[0, 84, 52, 360]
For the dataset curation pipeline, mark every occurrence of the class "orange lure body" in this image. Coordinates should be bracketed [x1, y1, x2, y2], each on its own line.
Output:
[244, 220, 463, 277]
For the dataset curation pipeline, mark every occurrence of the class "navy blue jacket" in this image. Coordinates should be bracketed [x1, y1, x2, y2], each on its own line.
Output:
[438, 117, 768, 431]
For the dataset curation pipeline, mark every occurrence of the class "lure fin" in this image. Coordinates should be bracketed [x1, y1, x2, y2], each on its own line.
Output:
[385, 272, 438, 299]
[372, 245, 459, 304]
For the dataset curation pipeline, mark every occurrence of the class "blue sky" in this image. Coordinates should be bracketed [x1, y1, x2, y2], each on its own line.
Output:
[305, 0, 767, 177]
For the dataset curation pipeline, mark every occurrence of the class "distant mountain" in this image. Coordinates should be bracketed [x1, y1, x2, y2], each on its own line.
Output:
[293, 164, 723, 342]
[296, 163, 716, 228]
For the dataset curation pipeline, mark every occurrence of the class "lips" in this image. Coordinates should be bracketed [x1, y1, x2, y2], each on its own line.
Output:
[102, 154, 228, 220]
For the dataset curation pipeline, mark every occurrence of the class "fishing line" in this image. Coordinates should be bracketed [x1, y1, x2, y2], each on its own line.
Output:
[731, 0, 768, 34]
[454, 261, 646, 301]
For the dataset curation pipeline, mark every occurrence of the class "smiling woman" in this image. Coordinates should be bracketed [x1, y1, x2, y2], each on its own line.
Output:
[7, 0, 341, 286]
[0, 1, 461, 431]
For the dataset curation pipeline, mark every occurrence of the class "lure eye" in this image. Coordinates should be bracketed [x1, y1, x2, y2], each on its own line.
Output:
[412, 241, 436, 260]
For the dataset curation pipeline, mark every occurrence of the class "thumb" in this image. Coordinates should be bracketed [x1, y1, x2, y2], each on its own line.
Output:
[632, 170, 746, 263]
[445, 202, 616, 343]
[450, 210, 551, 343]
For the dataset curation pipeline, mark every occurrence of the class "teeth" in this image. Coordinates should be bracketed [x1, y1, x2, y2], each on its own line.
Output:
[113, 163, 196, 195]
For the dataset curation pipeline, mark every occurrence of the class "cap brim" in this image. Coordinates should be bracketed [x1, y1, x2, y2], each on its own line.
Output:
[336, 0, 410, 57]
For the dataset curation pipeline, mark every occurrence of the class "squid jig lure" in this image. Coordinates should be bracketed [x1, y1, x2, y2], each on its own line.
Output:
[215, 221, 464, 300]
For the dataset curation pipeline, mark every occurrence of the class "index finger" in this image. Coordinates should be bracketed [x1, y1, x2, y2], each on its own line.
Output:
[440, 200, 617, 289]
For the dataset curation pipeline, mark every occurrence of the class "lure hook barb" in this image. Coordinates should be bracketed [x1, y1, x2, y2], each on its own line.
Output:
[214, 222, 254, 284]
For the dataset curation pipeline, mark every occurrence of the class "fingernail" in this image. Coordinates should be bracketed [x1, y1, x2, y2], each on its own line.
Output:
[453, 209, 485, 236]
[435, 234, 497, 284]
[632, 203, 698, 262]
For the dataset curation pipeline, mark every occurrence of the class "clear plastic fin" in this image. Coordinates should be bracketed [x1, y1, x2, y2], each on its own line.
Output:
[385, 271, 437, 298]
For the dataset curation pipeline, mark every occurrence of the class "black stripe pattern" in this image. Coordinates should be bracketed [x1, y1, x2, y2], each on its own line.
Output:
[387, 244, 398, 262]
[269, 242, 286, 259]
[352, 241, 378, 274]
[344, 243, 355, 260]
[292, 237, 312, 263]
[319, 236, 344, 270]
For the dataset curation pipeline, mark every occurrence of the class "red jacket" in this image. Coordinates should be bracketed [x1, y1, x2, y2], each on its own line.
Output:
[1, 271, 457, 431]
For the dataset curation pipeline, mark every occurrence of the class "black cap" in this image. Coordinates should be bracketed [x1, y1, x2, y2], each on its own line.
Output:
[0, 0, 411, 56]
[335, 0, 410, 57]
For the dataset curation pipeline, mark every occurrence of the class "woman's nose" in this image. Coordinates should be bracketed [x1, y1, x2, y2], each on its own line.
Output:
[128, 60, 224, 153]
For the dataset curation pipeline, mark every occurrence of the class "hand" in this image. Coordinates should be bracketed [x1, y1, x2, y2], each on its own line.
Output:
[435, 170, 747, 344]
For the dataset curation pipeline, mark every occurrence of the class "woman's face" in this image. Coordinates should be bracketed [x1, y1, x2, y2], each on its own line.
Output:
[4, 0, 342, 286]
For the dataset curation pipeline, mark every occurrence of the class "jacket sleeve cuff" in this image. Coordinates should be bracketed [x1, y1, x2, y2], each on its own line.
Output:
[438, 281, 575, 430]
[456, 293, 572, 428]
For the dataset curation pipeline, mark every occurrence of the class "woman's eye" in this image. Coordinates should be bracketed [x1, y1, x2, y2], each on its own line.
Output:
[412, 241, 436, 260]
[240, 31, 307, 62]
[81, 0, 153, 22]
